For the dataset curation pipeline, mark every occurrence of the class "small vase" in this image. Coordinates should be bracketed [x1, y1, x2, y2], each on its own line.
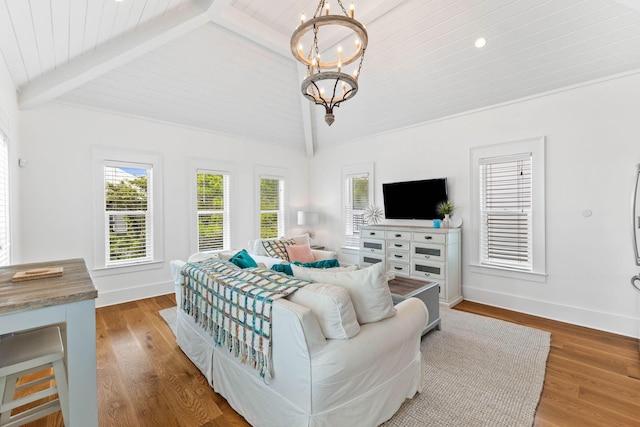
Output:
[442, 214, 450, 228]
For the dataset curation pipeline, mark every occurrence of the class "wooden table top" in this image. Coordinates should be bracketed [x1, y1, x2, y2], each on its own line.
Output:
[0, 258, 98, 315]
[388, 276, 437, 298]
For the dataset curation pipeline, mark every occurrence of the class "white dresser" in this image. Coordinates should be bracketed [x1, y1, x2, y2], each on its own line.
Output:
[360, 225, 462, 307]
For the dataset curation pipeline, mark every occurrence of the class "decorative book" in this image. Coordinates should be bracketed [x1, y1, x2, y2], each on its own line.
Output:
[12, 267, 64, 282]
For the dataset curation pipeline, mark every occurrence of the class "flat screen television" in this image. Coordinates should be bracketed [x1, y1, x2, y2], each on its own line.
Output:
[382, 178, 448, 220]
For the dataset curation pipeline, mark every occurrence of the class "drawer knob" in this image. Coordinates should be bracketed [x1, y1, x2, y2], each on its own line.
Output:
[394, 267, 402, 270]
[394, 254, 402, 258]
[395, 234, 401, 237]
[425, 236, 432, 240]
[394, 244, 402, 247]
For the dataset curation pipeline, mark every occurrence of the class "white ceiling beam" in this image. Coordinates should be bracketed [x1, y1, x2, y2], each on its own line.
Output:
[297, 64, 315, 158]
[208, 4, 291, 58]
[18, 0, 214, 110]
[611, 0, 640, 12]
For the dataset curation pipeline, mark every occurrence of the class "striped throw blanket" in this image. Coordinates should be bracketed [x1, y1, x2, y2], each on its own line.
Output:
[181, 259, 309, 378]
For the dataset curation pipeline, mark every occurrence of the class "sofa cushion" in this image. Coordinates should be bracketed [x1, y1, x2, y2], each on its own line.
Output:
[287, 283, 360, 339]
[287, 233, 311, 246]
[229, 249, 259, 269]
[271, 259, 344, 276]
[249, 234, 310, 257]
[286, 244, 315, 263]
[262, 239, 294, 260]
[291, 262, 396, 324]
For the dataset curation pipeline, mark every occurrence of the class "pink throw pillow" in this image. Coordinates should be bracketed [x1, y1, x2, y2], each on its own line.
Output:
[286, 244, 315, 263]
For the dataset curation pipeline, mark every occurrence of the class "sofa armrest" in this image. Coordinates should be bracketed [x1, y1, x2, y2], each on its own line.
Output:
[170, 260, 187, 306]
[308, 297, 427, 410]
[312, 249, 338, 261]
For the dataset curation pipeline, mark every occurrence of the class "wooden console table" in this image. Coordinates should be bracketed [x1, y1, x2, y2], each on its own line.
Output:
[0, 258, 98, 426]
[389, 276, 441, 335]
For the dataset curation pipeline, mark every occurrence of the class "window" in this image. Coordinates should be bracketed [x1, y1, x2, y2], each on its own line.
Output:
[196, 170, 230, 251]
[259, 176, 285, 239]
[0, 130, 9, 266]
[470, 137, 545, 281]
[480, 153, 532, 270]
[342, 163, 374, 248]
[93, 147, 163, 273]
[104, 163, 153, 266]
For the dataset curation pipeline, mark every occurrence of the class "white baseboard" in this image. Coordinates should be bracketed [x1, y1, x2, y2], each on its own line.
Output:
[96, 280, 175, 308]
[463, 286, 640, 339]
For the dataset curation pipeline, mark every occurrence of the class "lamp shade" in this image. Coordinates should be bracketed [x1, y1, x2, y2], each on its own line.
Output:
[297, 211, 319, 226]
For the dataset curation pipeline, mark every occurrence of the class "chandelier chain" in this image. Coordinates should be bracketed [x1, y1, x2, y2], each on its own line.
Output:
[312, 0, 325, 18]
[356, 48, 365, 79]
[336, 0, 349, 16]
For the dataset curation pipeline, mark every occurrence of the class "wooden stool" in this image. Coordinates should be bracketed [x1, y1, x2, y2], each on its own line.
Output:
[0, 326, 69, 427]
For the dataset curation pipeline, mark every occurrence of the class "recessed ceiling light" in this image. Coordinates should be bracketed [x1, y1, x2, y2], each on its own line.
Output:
[475, 37, 487, 48]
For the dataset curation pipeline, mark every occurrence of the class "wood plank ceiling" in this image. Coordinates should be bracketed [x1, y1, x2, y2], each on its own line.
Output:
[1, 0, 640, 153]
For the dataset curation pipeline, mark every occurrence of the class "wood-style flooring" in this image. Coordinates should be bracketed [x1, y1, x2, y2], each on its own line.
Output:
[17, 295, 640, 426]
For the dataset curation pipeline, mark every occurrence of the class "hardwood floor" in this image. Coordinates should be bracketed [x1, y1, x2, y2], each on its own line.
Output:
[19, 296, 640, 427]
[455, 301, 640, 427]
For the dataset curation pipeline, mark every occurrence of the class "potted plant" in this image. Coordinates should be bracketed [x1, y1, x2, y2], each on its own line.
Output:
[436, 201, 455, 227]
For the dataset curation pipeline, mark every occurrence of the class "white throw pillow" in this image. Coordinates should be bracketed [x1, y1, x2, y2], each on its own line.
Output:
[291, 262, 396, 324]
[288, 283, 360, 339]
[285, 233, 310, 246]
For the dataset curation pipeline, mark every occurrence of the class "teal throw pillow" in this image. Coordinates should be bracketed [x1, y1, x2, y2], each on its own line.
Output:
[229, 249, 259, 269]
[270, 258, 340, 276]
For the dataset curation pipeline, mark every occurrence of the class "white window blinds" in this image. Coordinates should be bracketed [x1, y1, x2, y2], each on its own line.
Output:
[197, 171, 230, 251]
[260, 176, 285, 239]
[104, 163, 153, 266]
[344, 173, 369, 248]
[0, 131, 9, 266]
[480, 153, 532, 271]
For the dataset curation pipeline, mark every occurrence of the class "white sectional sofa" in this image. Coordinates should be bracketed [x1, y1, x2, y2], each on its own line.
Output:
[170, 256, 428, 427]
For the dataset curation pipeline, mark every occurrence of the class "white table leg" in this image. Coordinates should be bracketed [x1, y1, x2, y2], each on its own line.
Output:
[64, 299, 98, 426]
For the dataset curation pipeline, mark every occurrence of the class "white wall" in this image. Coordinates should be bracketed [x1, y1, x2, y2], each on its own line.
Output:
[18, 103, 311, 306]
[0, 57, 21, 264]
[310, 73, 640, 338]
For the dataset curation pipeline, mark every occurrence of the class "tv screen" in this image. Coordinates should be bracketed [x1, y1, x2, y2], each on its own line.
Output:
[382, 178, 448, 220]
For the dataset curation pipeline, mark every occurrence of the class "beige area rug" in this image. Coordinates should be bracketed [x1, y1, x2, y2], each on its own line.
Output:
[159, 306, 550, 427]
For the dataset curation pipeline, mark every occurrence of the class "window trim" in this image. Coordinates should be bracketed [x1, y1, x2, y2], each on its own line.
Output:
[0, 128, 9, 266]
[341, 163, 374, 250]
[470, 137, 546, 282]
[255, 166, 288, 239]
[190, 159, 234, 254]
[93, 146, 164, 275]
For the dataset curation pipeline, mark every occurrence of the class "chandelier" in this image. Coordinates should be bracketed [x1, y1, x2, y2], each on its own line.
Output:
[290, 1, 368, 126]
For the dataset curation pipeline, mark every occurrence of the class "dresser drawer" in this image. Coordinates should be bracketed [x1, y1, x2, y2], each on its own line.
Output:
[362, 229, 385, 238]
[361, 239, 385, 254]
[411, 261, 445, 281]
[388, 240, 410, 251]
[386, 230, 411, 240]
[412, 232, 446, 244]
[411, 242, 446, 262]
[388, 250, 410, 262]
[360, 255, 384, 267]
[388, 261, 410, 276]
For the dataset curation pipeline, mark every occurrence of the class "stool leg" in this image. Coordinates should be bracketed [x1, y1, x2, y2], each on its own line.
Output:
[0, 374, 7, 425]
[52, 359, 69, 426]
[0, 373, 16, 425]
